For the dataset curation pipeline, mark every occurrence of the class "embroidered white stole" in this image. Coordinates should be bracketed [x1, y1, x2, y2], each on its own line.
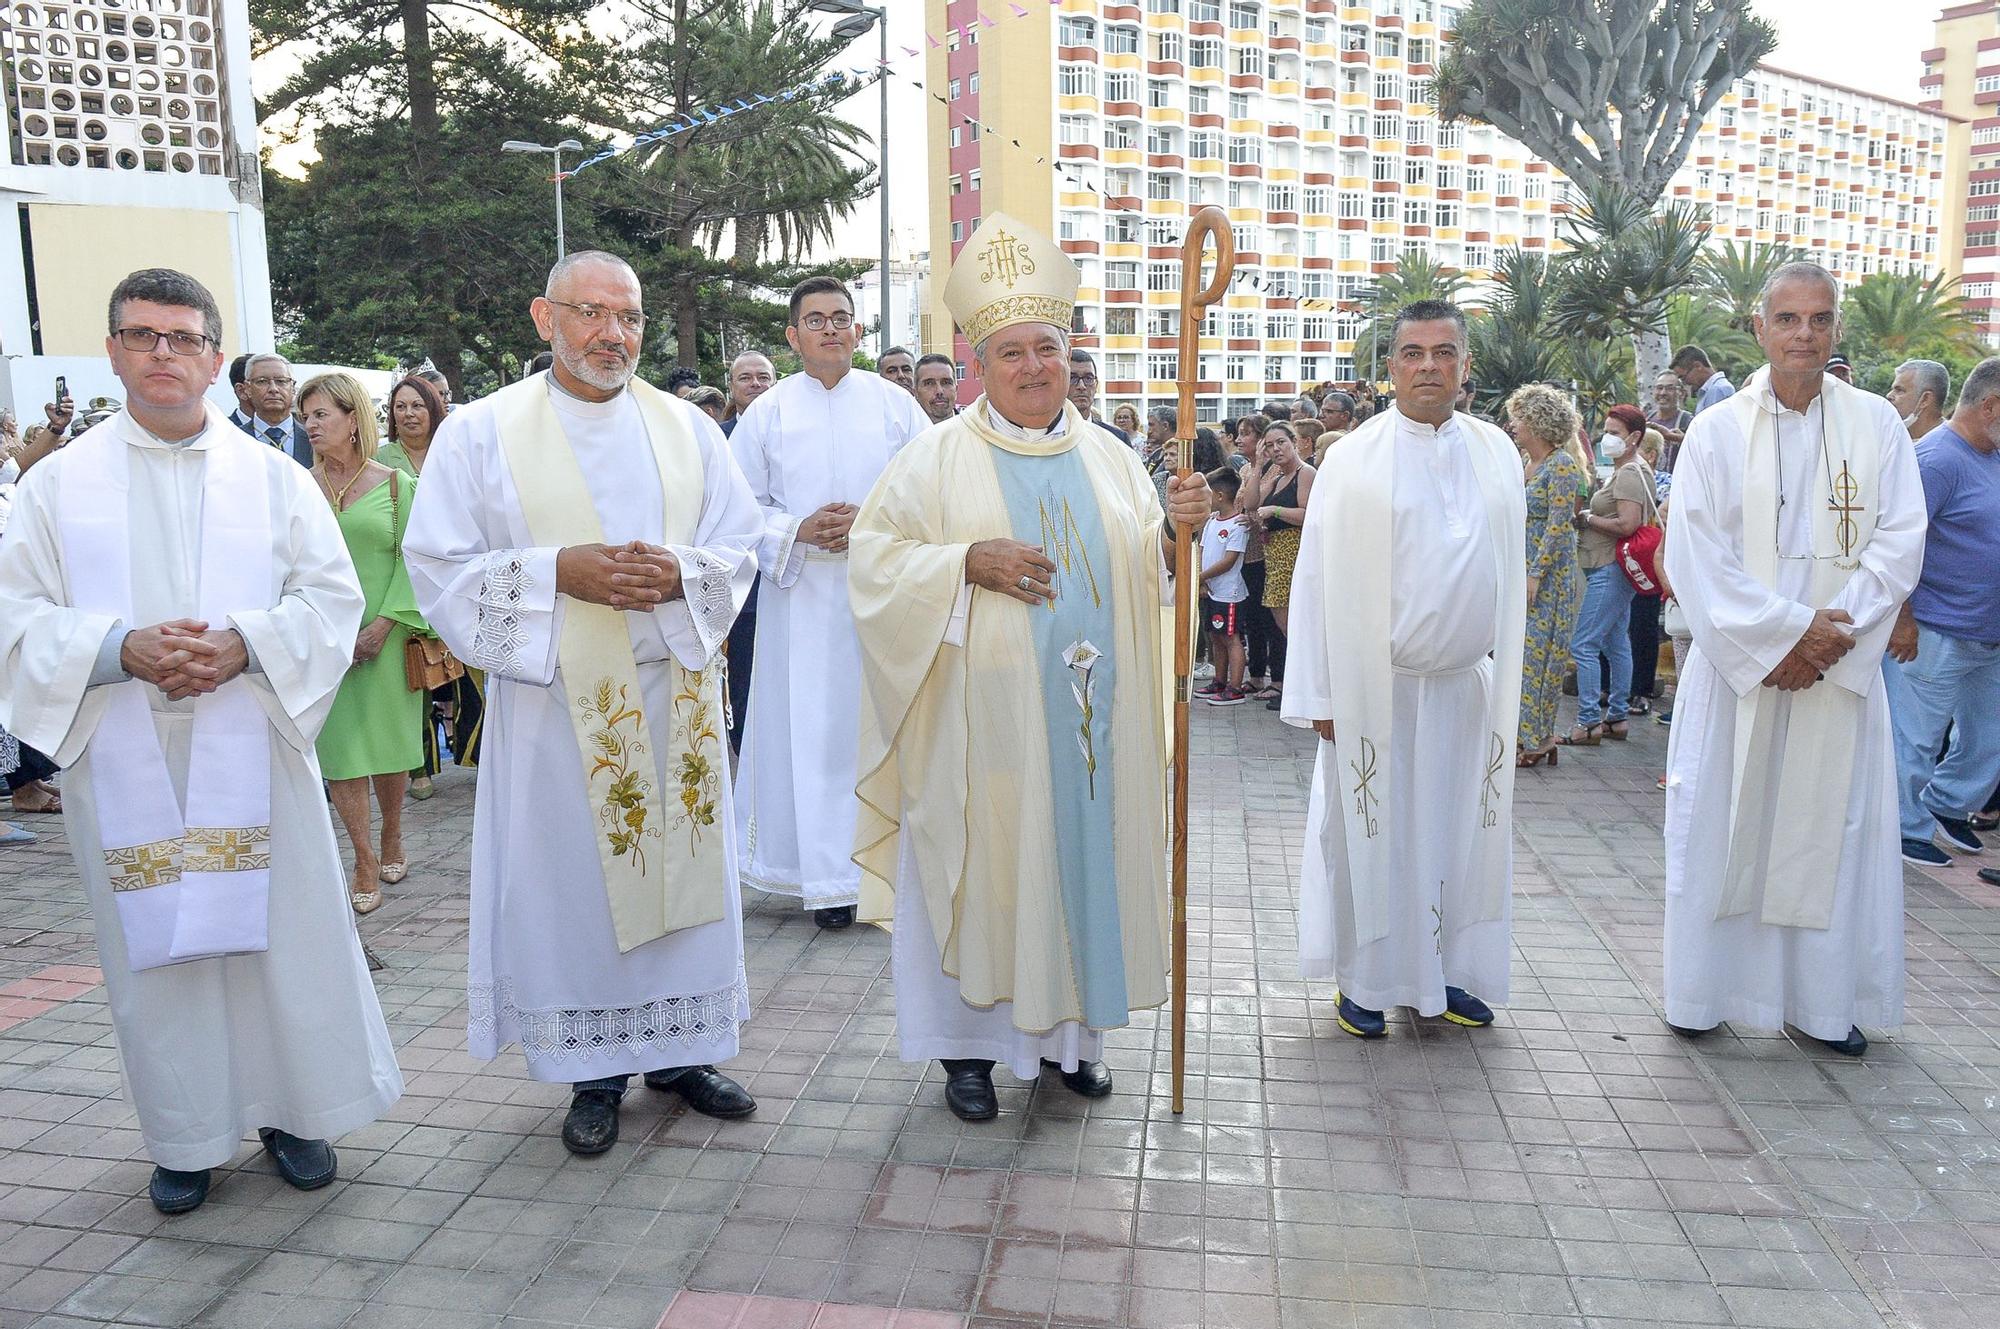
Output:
[490, 375, 727, 952]
[1717, 370, 1881, 930]
[59, 413, 275, 971]
[1307, 410, 1526, 945]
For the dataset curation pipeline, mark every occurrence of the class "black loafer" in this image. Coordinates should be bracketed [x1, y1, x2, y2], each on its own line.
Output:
[1818, 1026, 1868, 1057]
[813, 906, 855, 930]
[940, 1058, 997, 1121]
[148, 1165, 211, 1215]
[644, 1065, 757, 1119]
[1666, 1020, 1717, 1039]
[1042, 1058, 1113, 1098]
[561, 1087, 622, 1155]
[1978, 867, 2000, 887]
[257, 1129, 336, 1190]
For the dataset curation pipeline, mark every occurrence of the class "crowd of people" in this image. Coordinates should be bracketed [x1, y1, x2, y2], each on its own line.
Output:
[0, 229, 1994, 1222]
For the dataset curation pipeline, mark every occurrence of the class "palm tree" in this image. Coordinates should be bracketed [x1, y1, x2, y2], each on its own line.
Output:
[1840, 271, 1985, 361]
[1547, 181, 1710, 389]
[1467, 248, 1567, 412]
[1562, 337, 1636, 429]
[1351, 253, 1471, 381]
[1666, 292, 1759, 381]
[1696, 240, 1807, 334]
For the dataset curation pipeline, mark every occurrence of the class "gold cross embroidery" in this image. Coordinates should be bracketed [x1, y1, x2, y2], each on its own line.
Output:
[1828, 461, 1863, 567]
[185, 826, 273, 874]
[1350, 736, 1381, 838]
[105, 838, 184, 893]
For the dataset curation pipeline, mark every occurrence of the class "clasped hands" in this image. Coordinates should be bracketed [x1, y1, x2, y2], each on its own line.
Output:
[1763, 607, 1855, 692]
[121, 620, 249, 702]
[557, 541, 683, 611]
[801, 502, 858, 553]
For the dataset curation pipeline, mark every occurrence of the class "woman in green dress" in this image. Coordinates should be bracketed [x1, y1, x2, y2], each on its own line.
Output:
[302, 372, 428, 914]
[378, 373, 482, 795]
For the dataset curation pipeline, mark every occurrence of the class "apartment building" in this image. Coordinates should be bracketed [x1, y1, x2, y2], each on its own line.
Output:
[927, 0, 1950, 418]
[1924, 0, 2000, 343]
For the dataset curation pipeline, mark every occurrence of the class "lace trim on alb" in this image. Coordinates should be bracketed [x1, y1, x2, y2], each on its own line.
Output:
[467, 969, 746, 1063]
[674, 546, 738, 662]
[473, 550, 534, 674]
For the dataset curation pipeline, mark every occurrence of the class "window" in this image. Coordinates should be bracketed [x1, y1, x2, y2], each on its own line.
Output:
[947, 27, 959, 52]
[1339, 192, 1365, 219]
[1229, 311, 1257, 338]
[1496, 171, 1519, 196]
[1106, 121, 1138, 149]
[1106, 261, 1139, 289]
[1374, 31, 1402, 58]
[969, 73, 979, 94]
[950, 127, 961, 149]
[1437, 163, 1461, 191]
[1147, 263, 1177, 291]
[1372, 155, 1396, 182]
[1229, 92, 1251, 119]
[1435, 202, 1459, 229]
[1061, 115, 1092, 145]
[1228, 136, 1263, 165]
[1147, 127, 1175, 155]
[1409, 37, 1433, 66]
[1190, 37, 1222, 69]
[968, 169, 981, 193]
[1370, 235, 1394, 261]
[1188, 86, 1213, 114]
[1106, 71, 1138, 103]
[1148, 309, 1181, 335]
[1978, 74, 2000, 94]
[1373, 72, 1403, 102]
[1370, 193, 1396, 220]
[1147, 173, 1181, 200]
[1467, 166, 1489, 192]
[1147, 352, 1180, 380]
[949, 175, 963, 196]
[1408, 79, 1433, 107]
[1403, 198, 1430, 226]
[1303, 313, 1329, 338]
[1190, 130, 1221, 159]
[1406, 116, 1433, 146]
[951, 221, 964, 243]
[1149, 80, 1172, 108]
[1438, 122, 1462, 150]
[1305, 185, 1331, 213]
[1105, 308, 1138, 336]
[1235, 47, 1263, 77]
[1061, 64, 1097, 97]
[1464, 243, 1490, 269]
[1155, 30, 1184, 63]
[1105, 24, 1140, 54]
[1268, 183, 1298, 211]
[1405, 157, 1430, 185]
[1525, 175, 1547, 200]
[1373, 113, 1400, 140]
[949, 80, 961, 100]
[1228, 1, 1260, 27]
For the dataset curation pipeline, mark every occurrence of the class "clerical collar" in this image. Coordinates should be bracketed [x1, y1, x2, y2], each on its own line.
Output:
[1393, 406, 1458, 439]
[982, 401, 1064, 441]
[122, 409, 212, 450]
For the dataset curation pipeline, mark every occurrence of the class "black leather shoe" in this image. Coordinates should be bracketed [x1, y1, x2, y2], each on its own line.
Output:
[1818, 1026, 1868, 1057]
[643, 1065, 757, 1119]
[257, 1129, 336, 1190]
[148, 1165, 211, 1214]
[1666, 1020, 1717, 1039]
[940, 1058, 997, 1121]
[814, 906, 856, 930]
[1042, 1058, 1113, 1098]
[561, 1087, 622, 1155]
[1978, 866, 2000, 888]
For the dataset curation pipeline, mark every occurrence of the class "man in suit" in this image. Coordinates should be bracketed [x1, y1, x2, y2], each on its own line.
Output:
[230, 353, 312, 466]
[1066, 347, 1130, 446]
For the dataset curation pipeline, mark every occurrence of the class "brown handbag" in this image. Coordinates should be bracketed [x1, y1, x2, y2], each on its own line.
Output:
[385, 468, 467, 692]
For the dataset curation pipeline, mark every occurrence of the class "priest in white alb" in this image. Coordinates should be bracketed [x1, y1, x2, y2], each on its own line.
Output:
[1662, 262, 1926, 1056]
[729, 275, 928, 931]
[1282, 300, 1527, 1039]
[403, 252, 764, 1154]
[849, 214, 1209, 1121]
[0, 269, 402, 1215]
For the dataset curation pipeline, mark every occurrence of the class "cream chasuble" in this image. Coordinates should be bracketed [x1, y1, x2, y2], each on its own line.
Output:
[0, 412, 402, 1170]
[404, 373, 762, 1082]
[850, 399, 1170, 1038]
[1282, 408, 1526, 1015]
[1661, 371, 1925, 1041]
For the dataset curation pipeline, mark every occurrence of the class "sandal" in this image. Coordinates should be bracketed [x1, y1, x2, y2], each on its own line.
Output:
[1517, 744, 1559, 769]
[11, 793, 61, 815]
[1558, 724, 1604, 747]
[1603, 721, 1630, 741]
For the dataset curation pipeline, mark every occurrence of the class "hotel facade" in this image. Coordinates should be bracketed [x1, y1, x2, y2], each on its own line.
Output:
[925, 0, 1951, 419]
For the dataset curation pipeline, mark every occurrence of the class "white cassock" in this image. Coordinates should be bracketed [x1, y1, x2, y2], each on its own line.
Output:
[403, 376, 762, 1082]
[729, 370, 927, 909]
[1662, 372, 1926, 1039]
[1284, 408, 1526, 1015]
[0, 413, 402, 1170]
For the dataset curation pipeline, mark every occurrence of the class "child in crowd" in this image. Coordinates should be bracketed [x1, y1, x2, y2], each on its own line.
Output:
[1196, 467, 1250, 706]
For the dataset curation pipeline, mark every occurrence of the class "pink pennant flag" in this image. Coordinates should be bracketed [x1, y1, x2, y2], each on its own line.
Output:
[1010, 3, 1029, 14]
[927, 33, 941, 48]
[903, 45, 920, 57]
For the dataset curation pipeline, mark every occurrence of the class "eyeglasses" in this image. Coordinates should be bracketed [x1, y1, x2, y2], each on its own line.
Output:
[115, 327, 213, 356]
[247, 376, 295, 390]
[546, 300, 647, 333]
[797, 312, 855, 332]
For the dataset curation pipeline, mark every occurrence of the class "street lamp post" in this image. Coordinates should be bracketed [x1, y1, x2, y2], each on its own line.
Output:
[502, 138, 585, 260]
[810, 1, 892, 358]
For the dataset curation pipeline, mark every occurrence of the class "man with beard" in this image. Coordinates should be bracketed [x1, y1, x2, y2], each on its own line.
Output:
[403, 251, 765, 1154]
[730, 277, 928, 929]
[914, 353, 959, 425]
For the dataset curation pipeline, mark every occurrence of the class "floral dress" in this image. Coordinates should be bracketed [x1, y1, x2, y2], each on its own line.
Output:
[1519, 449, 1584, 751]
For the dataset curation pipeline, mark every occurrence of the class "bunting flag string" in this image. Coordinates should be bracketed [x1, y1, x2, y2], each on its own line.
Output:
[556, 69, 869, 179]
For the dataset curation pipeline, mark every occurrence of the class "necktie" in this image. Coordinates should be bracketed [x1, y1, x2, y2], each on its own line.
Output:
[266, 426, 285, 448]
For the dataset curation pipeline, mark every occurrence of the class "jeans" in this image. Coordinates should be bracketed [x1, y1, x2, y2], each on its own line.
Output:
[1628, 595, 1663, 699]
[1570, 564, 1636, 727]
[575, 1075, 631, 1100]
[1885, 627, 2000, 843]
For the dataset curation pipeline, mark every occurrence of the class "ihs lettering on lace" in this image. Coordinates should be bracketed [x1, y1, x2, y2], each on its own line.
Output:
[677, 547, 739, 661]
[473, 550, 535, 673]
[1479, 732, 1505, 829]
[1349, 736, 1381, 838]
[1038, 487, 1102, 610]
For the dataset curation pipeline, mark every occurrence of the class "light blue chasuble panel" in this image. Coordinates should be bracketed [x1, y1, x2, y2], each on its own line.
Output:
[988, 443, 1129, 1029]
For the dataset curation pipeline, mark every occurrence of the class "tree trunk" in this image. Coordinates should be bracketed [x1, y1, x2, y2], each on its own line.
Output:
[1633, 322, 1670, 404]
[402, 0, 440, 156]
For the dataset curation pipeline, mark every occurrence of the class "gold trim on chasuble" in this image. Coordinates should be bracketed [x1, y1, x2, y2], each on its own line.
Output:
[106, 837, 186, 893]
[491, 376, 727, 952]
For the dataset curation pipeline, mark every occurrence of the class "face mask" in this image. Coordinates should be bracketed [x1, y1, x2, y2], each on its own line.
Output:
[1598, 433, 1624, 465]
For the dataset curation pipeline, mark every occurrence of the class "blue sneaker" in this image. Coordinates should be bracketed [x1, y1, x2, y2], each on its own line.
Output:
[1935, 816, 1984, 856]
[1902, 838, 1951, 868]
[1334, 990, 1386, 1039]
[1441, 986, 1494, 1027]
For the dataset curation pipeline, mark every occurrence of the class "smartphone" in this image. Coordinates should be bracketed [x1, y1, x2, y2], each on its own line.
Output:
[54, 375, 66, 404]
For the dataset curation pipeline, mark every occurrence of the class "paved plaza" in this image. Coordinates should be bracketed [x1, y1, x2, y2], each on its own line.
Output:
[3, 701, 2000, 1329]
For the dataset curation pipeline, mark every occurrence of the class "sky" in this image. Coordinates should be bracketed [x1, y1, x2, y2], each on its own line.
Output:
[810, 0, 1941, 267]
